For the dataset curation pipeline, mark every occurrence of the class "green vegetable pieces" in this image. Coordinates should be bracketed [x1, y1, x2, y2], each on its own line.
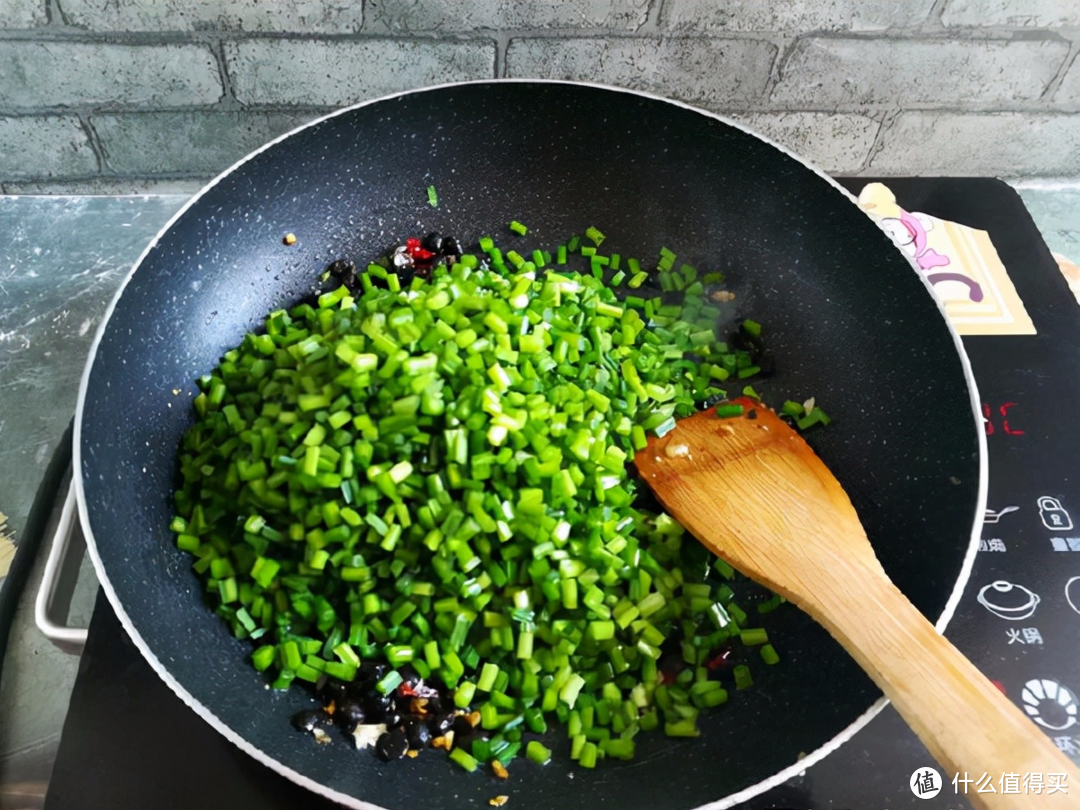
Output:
[171, 231, 783, 770]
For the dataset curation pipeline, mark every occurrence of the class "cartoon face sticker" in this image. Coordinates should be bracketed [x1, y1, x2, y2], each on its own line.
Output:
[861, 185, 984, 303]
[880, 217, 917, 255]
[857, 182, 1034, 334]
[880, 211, 950, 271]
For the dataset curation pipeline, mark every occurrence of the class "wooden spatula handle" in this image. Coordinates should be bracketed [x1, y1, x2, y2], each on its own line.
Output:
[635, 401, 1080, 806]
[814, 570, 1079, 810]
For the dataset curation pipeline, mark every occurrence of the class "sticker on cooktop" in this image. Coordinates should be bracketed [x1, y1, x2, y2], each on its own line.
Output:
[858, 183, 1036, 335]
[978, 580, 1040, 621]
[1038, 496, 1073, 531]
[1021, 678, 1078, 731]
[1053, 252, 1080, 306]
[984, 505, 1019, 524]
[0, 511, 12, 579]
[1049, 537, 1080, 552]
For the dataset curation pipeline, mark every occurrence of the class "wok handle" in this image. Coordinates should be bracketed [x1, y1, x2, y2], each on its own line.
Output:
[815, 573, 1080, 810]
[33, 482, 88, 654]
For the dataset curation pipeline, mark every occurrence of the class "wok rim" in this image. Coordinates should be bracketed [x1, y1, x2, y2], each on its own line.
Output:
[73, 77, 989, 810]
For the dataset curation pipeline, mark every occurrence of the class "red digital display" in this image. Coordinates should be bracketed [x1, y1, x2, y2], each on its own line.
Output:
[982, 402, 1024, 436]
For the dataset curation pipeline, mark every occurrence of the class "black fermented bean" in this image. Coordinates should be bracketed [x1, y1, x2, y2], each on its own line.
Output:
[336, 700, 366, 732]
[291, 709, 329, 733]
[362, 692, 394, 722]
[440, 236, 460, 257]
[428, 712, 456, 735]
[404, 716, 432, 749]
[375, 728, 410, 762]
[451, 714, 476, 738]
[421, 232, 443, 254]
[318, 677, 349, 707]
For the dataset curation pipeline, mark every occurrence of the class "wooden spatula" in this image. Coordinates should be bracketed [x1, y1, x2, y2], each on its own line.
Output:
[635, 398, 1079, 810]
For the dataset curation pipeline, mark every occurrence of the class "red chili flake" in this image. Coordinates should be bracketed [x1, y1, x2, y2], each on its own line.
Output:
[405, 238, 435, 261]
[398, 680, 439, 700]
[706, 648, 733, 670]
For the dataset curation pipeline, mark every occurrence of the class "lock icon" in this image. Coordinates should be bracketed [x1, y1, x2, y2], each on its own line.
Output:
[1037, 496, 1073, 531]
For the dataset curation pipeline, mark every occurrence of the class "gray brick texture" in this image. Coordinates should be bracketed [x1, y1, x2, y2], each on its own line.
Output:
[869, 112, 1080, 175]
[1056, 55, 1080, 103]
[941, 0, 1080, 27]
[368, 0, 649, 32]
[772, 37, 1070, 108]
[1, 0, 47, 29]
[0, 41, 223, 108]
[56, 0, 365, 33]
[1, 0, 1079, 188]
[660, 0, 937, 33]
[505, 37, 777, 107]
[92, 111, 317, 175]
[0, 115, 96, 177]
[225, 39, 496, 106]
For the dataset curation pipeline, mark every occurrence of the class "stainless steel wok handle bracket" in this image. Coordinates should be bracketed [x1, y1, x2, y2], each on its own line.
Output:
[34, 482, 88, 654]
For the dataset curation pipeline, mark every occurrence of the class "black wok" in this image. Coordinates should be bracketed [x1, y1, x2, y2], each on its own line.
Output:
[76, 81, 984, 810]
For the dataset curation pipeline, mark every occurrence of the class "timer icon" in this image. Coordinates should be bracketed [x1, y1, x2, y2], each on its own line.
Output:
[1021, 679, 1078, 731]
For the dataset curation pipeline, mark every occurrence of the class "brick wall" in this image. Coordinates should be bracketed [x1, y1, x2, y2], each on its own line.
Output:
[1, 0, 1077, 192]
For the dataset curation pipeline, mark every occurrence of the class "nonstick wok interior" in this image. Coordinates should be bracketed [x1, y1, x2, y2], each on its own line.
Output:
[77, 81, 982, 810]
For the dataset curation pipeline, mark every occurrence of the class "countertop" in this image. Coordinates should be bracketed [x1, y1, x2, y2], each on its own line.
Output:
[0, 196, 190, 807]
[0, 185, 1077, 809]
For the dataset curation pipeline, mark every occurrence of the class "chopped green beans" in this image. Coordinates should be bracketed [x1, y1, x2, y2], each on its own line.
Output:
[526, 740, 552, 764]
[172, 227, 794, 773]
[449, 746, 480, 772]
[375, 669, 404, 695]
